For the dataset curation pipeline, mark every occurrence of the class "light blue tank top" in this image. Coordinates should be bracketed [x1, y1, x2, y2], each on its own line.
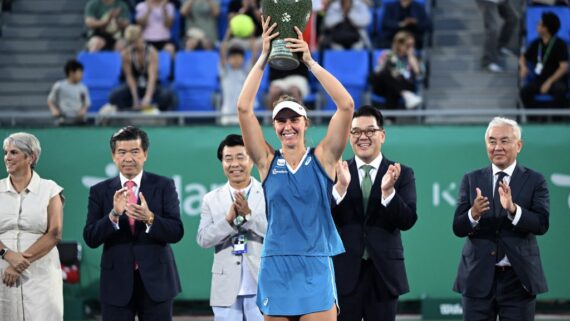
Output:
[261, 148, 345, 257]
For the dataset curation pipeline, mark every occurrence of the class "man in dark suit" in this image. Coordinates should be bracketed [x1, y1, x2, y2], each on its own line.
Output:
[380, 0, 432, 49]
[332, 105, 418, 321]
[83, 126, 184, 321]
[453, 117, 549, 321]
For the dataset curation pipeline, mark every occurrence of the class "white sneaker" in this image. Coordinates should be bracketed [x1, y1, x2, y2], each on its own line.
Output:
[500, 47, 517, 57]
[486, 63, 504, 73]
[402, 91, 422, 109]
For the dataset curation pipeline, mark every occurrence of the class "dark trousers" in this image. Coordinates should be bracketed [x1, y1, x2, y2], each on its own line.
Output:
[476, 0, 519, 65]
[338, 259, 398, 321]
[520, 79, 567, 108]
[462, 268, 536, 321]
[371, 69, 416, 110]
[101, 270, 174, 321]
[109, 84, 177, 111]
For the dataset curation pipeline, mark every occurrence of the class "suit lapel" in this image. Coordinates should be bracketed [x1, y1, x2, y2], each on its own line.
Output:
[347, 159, 365, 217]
[373, 158, 390, 194]
[247, 179, 263, 212]
[106, 176, 122, 200]
[106, 176, 128, 230]
[137, 172, 156, 233]
[509, 165, 527, 203]
[480, 166, 494, 202]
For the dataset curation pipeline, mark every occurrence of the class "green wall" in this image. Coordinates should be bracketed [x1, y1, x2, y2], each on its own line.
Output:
[1, 125, 569, 302]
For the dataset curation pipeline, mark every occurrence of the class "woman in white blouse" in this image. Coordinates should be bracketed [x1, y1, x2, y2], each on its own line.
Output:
[0, 132, 64, 321]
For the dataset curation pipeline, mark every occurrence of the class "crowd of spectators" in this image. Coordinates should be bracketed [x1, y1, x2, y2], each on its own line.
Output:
[41, 0, 568, 124]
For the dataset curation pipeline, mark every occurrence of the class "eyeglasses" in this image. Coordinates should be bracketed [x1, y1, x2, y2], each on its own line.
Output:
[350, 128, 382, 138]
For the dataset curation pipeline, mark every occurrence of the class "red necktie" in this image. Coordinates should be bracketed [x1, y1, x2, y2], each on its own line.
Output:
[125, 180, 137, 234]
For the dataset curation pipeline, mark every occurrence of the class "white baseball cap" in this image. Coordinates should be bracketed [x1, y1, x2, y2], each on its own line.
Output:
[272, 101, 308, 120]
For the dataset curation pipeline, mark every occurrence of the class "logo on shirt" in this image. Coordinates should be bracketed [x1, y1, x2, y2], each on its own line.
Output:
[263, 297, 269, 306]
[272, 169, 288, 175]
[304, 156, 312, 166]
[276, 158, 286, 167]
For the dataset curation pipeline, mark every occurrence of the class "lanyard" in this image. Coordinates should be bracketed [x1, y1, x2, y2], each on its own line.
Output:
[537, 37, 556, 65]
[229, 185, 252, 202]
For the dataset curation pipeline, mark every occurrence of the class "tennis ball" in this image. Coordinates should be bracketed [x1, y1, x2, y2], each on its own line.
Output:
[230, 14, 255, 38]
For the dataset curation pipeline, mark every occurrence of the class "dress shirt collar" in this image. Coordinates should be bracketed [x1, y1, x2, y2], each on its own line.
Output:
[1, 171, 40, 194]
[120, 171, 143, 188]
[228, 178, 253, 196]
[492, 161, 517, 178]
[355, 153, 383, 172]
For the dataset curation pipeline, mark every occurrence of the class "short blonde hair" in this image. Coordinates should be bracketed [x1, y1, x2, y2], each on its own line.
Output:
[3, 132, 42, 168]
[124, 25, 142, 44]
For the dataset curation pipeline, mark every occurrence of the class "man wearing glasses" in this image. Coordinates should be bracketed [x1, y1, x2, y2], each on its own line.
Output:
[331, 105, 418, 321]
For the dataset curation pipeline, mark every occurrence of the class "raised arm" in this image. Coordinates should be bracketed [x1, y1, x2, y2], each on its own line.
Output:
[237, 15, 278, 180]
[285, 26, 354, 178]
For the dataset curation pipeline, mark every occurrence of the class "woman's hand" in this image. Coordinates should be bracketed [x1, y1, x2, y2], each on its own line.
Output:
[285, 26, 312, 65]
[4, 250, 30, 273]
[2, 266, 20, 287]
[260, 15, 279, 59]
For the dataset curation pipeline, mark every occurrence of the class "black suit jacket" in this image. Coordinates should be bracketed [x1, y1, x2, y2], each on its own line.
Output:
[83, 171, 184, 306]
[452, 164, 549, 297]
[332, 157, 418, 297]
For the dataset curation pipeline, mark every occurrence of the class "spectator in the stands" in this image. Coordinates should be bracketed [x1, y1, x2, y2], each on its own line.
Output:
[135, 0, 177, 56]
[519, 12, 568, 118]
[218, 29, 258, 125]
[379, 0, 432, 50]
[109, 25, 178, 111]
[265, 65, 311, 110]
[84, 0, 131, 52]
[369, 31, 422, 110]
[47, 59, 91, 126]
[322, 0, 372, 50]
[475, 0, 520, 72]
[181, 0, 220, 50]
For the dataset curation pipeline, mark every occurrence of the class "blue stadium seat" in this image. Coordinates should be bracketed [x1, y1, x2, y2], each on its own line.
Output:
[158, 51, 172, 85]
[77, 51, 122, 112]
[321, 50, 369, 110]
[526, 6, 570, 44]
[174, 51, 220, 111]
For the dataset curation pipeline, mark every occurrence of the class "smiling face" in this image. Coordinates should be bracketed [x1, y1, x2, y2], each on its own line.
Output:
[273, 109, 308, 149]
[112, 139, 148, 179]
[3, 142, 33, 176]
[222, 145, 253, 187]
[486, 124, 522, 170]
[350, 115, 385, 163]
